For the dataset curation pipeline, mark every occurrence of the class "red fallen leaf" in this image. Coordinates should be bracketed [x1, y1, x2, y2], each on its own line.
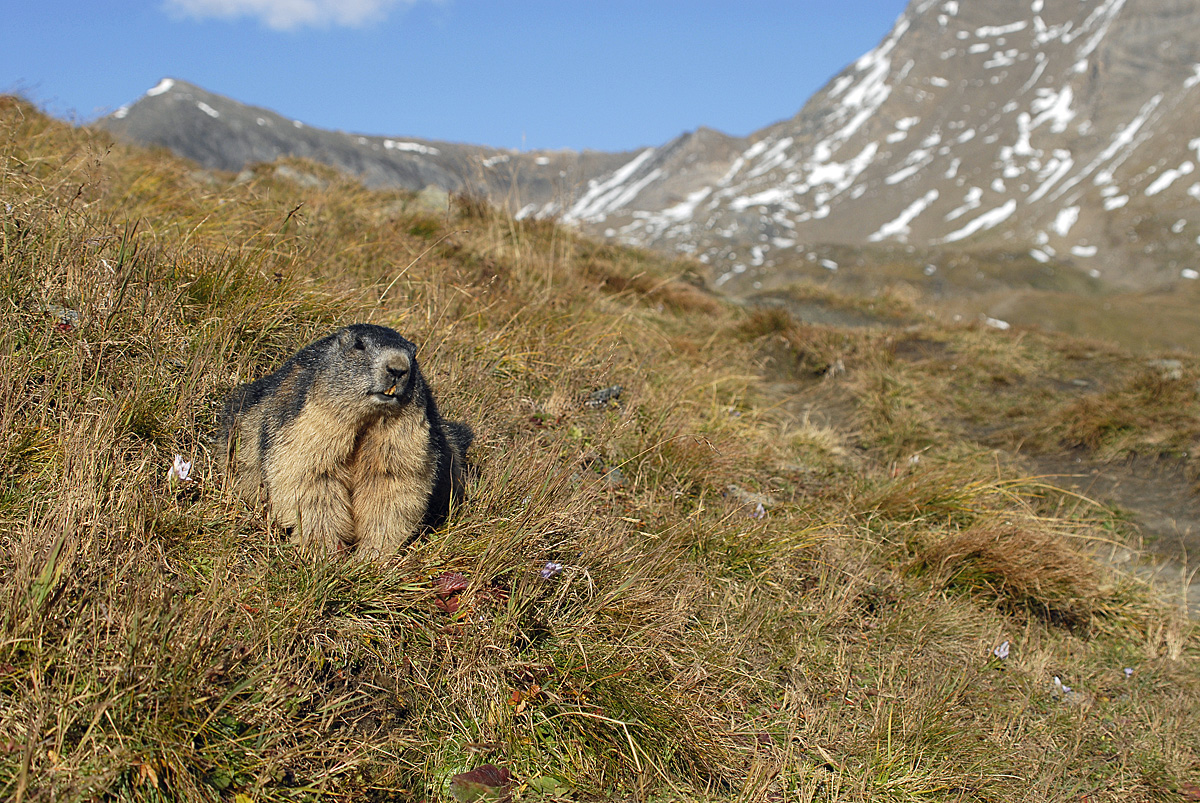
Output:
[1181, 782, 1200, 801]
[434, 572, 469, 596]
[433, 572, 469, 613]
[434, 595, 461, 614]
[450, 764, 514, 802]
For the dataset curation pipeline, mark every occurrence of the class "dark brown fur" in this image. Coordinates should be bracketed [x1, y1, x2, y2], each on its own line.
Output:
[217, 324, 472, 556]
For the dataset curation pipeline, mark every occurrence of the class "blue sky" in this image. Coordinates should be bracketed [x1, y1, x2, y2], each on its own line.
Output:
[3, 0, 910, 152]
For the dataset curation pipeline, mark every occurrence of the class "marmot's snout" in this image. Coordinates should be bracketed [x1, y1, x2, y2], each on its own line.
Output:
[374, 349, 413, 403]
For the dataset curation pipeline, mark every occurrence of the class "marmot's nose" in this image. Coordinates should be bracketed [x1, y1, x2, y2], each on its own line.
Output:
[382, 352, 411, 396]
[386, 352, 411, 377]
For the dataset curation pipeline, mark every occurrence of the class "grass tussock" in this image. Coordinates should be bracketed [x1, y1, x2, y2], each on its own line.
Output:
[1, 97, 1199, 802]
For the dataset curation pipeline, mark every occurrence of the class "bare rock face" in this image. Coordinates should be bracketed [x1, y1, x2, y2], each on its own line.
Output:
[100, 1, 1200, 291]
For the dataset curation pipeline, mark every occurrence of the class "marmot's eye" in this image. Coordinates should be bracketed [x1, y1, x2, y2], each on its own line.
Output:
[353, 338, 366, 351]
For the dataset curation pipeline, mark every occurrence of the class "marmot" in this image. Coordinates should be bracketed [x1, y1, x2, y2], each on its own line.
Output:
[217, 323, 473, 557]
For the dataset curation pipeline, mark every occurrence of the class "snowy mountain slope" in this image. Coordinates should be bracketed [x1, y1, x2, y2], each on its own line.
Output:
[557, 0, 1200, 290]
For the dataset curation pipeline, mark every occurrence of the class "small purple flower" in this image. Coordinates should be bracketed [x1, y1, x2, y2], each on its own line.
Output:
[993, 641, 1010, 660]
[1124, 667, 1133, 678]
[540, 561, 564, 579]
[751, 502, 766, 519]
[167, 454, 192, 483]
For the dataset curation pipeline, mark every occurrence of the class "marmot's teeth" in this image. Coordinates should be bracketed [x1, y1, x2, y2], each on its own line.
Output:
[386, 383, 397, 396]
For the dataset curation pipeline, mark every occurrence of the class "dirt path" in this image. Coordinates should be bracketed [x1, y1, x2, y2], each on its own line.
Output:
[1028, 452, 1200, 614]
[744, 290, 1200, 614]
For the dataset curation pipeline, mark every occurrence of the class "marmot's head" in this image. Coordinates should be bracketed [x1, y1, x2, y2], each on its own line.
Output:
[330, 324, 423, 413]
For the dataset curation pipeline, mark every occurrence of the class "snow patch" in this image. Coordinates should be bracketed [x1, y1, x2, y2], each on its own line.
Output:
[1071, 245, 1097, 257]
[384, 140, 439, 155]
[976, 21, 1028, 37]
[1145, 162, 1194, 196]
[939, 199, 1017, 243]
[565, 148, 659, 223]
[146, 78, 175, 97]
[868, 189, 940, 242]
[827, 75, 855, 99]
[746, 137, 794, 179]
[1028, 150, 1075, 203]
[1073, 0, 1128, 64]
[1050, 94, 1162, 202]
[886, 163, 923, 185]
[985, 49, 1019, 69]
[1103, 194, 1128, 210]
[196, 102, 219, 118]
[1030, 87, 1075, 133]
[804, 141, 879, 193]
[1052, 206, 1080, 236]
[945, 186, 983, 221]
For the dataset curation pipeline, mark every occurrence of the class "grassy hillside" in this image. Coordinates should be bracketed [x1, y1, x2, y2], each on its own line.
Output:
[2, 96, 1198, 802]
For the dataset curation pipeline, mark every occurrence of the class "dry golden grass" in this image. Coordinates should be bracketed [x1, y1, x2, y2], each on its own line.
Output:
[2, 97, 1199, 803]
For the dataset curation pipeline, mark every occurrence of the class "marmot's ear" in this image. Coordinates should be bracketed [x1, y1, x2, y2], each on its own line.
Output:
[335, 328, 367, 351]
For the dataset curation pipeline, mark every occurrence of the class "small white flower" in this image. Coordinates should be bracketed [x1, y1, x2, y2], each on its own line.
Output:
[993, 640, 1010, 660]
[1124, 667, 1133, 678]
[168, 454, 193, 483]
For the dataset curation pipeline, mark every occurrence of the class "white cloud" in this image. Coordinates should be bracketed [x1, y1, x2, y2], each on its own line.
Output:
[164, 0, 425, 30]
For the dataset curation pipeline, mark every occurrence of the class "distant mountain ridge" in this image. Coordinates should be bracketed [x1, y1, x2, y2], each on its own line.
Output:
[99, 0, 1200, 292]
[100, 77, 639, 213]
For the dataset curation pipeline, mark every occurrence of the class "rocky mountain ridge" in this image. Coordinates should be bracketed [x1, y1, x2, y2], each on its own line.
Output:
[546, 0, 1200, 292]
[100, 77, 638, 214]
[99, 0, 1200, 292]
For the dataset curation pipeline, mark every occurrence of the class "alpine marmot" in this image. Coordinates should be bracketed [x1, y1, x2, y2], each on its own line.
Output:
[217, 323, 473, 557]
